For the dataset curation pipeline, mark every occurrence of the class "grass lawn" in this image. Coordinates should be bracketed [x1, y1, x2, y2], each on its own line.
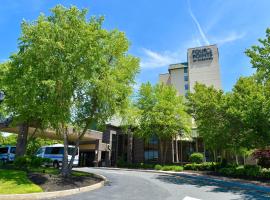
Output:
[0, 169, 42, 194]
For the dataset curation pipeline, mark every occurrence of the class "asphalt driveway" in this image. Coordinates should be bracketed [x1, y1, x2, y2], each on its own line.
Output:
[49, 167, 270, 200]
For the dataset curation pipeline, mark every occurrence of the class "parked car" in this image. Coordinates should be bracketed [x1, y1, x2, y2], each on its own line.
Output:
[35, 144, 79, 168]
[0, 145, 16, 162]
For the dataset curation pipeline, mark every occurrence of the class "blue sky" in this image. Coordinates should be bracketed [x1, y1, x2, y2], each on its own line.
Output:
[0, 0, 270, 91]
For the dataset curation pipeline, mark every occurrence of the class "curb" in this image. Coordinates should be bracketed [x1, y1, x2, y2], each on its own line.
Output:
[0, 173, 107, 200]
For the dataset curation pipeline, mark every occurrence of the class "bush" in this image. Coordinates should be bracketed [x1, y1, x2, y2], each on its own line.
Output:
[14, 156, 30, 169]
[173, 166, 183, 172]
[189, 153, 204, 164]
[184, 162, 220, 171]
[154, 164, 162, 170]
[14, 156, 51, 169]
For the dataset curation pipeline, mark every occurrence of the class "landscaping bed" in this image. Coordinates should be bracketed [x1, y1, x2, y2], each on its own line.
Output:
[0, 166, 102, 194]
[28, 171, 102, 192]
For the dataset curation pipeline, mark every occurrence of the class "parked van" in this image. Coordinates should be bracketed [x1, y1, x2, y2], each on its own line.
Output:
[36, 144, 79, 168]
[0, 145, 16, 162]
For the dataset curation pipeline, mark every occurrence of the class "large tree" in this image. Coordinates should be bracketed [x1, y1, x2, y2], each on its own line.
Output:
[136, 83, 191, 164]
[2, 5, 139, 176]
[187, 83, 229, 160]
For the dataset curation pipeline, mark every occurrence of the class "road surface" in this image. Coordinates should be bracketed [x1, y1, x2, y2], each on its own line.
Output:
[50, 167, 270, 200]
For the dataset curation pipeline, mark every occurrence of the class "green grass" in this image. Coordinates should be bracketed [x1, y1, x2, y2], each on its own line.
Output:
[0, 169, 43, 194]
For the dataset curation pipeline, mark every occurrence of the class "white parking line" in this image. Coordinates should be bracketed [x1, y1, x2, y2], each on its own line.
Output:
[183, 196, 201, 200]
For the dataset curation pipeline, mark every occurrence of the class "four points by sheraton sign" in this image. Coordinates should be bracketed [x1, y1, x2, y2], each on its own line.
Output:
[192, 48, 213, 62]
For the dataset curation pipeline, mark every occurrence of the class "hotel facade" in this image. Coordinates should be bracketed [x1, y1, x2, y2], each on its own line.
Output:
[0, 45, 222, 166]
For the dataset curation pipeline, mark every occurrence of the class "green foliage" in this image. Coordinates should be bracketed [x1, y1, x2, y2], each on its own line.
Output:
[187, 83, 229, 152]
[136, 83, 191, 163]
[189, 152, 204, 164]
[0, 133, 17, 145]
[184, 162, 220, 171]
[14, 156, 51, 169]
[160, 165, 183, 172]
[14, 156, 30, 169]
[154, 164, 162, 170]
[218, 165, 269, 179]
[246, 28, 270, 82]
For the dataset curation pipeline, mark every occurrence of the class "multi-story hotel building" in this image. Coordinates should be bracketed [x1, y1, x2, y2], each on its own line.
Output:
[159, 44, 221, 95]
[0, 45, 222, 166]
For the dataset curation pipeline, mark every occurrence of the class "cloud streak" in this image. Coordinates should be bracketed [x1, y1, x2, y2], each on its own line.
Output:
[140, 48, 180, 69]
[188, 0, 210, 46]
[212, 32, 246, 46]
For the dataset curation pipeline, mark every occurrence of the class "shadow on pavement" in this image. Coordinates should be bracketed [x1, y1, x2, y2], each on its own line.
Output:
[155, 173, 270, 200]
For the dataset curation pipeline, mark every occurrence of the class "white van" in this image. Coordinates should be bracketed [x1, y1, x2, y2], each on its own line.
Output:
[36, 144, 79, 168]
[0, 145, 16, 162]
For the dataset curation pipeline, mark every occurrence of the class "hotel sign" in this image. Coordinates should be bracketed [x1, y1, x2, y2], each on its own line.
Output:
[192, 48, 213, 62]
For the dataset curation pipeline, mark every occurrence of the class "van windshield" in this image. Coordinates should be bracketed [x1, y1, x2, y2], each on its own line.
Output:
[0, 147, 8, 154]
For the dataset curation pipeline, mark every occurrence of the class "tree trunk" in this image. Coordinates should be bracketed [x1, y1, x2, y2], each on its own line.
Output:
[235, 154, 239, 165]
[180, 139, 183, 164]
[159, 140, 164, 164]
[171, 137, 175, 163]
[163, 140, 168, 164]
[203, 142, 206, 162]
[15, 123, 29, 157]
[127, 131, 133, 164]
[196, 138, 199, 152]
[175, 135, 179, 163]
[61, 127, 69, 177]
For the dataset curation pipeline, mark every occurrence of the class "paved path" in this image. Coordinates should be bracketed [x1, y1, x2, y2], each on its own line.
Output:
[50, 168, 270, 200]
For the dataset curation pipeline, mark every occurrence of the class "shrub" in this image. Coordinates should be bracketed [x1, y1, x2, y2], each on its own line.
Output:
[189, 153, 204, 164]
[244, 165, 261, 177]
[184, 162, 220, 171]
[14, 156, 51, 169]
[14, 156, 31, 169]
[154, 164, 162, 170]
[173, 166, 183, 172]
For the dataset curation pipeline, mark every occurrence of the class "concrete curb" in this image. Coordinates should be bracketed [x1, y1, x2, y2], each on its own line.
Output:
[0, 172, 107, 200]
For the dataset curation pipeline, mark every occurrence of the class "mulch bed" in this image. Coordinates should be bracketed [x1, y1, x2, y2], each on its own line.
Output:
[27, 172, 102, 192]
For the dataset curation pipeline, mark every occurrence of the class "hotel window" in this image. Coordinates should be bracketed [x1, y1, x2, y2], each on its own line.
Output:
[144, 136, 159, 162]
[184, 75, 188, 82]
[184, 84, 189, 90]
[184, 67, 188, 73]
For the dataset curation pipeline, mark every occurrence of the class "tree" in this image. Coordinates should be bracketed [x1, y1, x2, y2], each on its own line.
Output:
[229, 76, 270, 149]
[136, 83, 191, 164]
[187, 83, 229, 157]
[4, 5, 139, 176]
[246, 28, 270, 83]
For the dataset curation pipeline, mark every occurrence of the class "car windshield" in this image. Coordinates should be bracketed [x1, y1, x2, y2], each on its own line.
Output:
[0, 147, 8, 154]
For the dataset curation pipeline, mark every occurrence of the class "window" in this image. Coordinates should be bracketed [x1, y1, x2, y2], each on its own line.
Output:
[0, 147, 8, 154]
[10, 147, 16, 154]
[185, 84, 189, 90]
[184, 75, 188, 82]
[184, 67, 188, 73]
[144, 136, 159, 162]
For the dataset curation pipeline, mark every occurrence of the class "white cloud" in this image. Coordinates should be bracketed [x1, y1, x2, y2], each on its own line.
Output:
[140, 48, 180, 69]
[187, 0, 210, 46]
[211, 32, 246, 46]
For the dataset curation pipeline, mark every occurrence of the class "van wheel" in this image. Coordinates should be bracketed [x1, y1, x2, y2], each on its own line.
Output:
[53, 161, 59, 168]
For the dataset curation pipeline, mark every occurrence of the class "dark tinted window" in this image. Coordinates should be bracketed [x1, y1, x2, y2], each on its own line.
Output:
[0, 147, 8, 154]
[184, 67, 188, 73]
[45, 147, 52, 154]
[10, 147, 16, 154]
[185, 84, 189, 90]
[184, 76, 188, 82]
